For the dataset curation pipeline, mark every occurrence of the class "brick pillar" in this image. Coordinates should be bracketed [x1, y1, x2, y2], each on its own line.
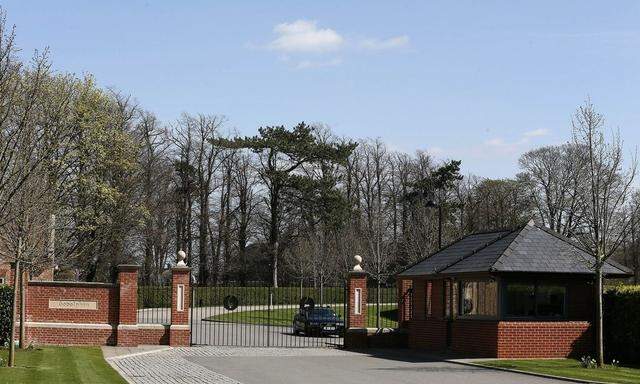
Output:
[170, 265, 191, 346]
[117, 264, 139, 347]
[347, 271, 367, 329]
[397, 278, 413, 328]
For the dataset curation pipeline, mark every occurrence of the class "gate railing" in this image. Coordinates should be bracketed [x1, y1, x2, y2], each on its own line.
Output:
[137, 282, 172, 324]
[367, 284, 399, 328]
[190, 284, 347, 347]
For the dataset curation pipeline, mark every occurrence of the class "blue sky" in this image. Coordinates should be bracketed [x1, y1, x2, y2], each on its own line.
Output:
[3, 1, 639, 178]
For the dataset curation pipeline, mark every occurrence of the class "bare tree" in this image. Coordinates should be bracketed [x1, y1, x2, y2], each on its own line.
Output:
[570, 100, 638, 367]
[518, 144, 587, 236]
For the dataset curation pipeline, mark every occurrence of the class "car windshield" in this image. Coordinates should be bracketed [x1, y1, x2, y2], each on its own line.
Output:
[308, 308, 336, 319]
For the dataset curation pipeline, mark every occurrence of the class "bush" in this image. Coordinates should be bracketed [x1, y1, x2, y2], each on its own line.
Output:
[604, 285, 640, 364]
[0, 285, 13, 347]
[137, 285, 397, 308]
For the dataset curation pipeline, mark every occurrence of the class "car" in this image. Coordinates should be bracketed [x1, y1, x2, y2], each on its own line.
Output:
[292, 306, 345, 336]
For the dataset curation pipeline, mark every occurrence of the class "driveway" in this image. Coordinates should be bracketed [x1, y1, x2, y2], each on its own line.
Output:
[106, 346, 570, 384]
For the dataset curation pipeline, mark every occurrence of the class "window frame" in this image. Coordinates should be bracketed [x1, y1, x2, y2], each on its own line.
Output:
[456, 279, 499, 319]
[425, 281, 433, 318]
[501, 279, 568, 320]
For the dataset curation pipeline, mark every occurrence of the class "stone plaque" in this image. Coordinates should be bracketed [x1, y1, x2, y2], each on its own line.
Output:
[49, 299, 98, 310]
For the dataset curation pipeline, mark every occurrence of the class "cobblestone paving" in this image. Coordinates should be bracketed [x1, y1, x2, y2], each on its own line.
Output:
[108, 346, 352, 384]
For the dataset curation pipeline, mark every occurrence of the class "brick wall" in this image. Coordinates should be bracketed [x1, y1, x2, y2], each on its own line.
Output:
[15, 264, 183, 347]
[25, 281, 118, 324]
[23, 281, 118, 345]
[451, 320, 498, 357]
[407, 319, 447, 350]
[497, 321, 592, 358]
[138, 325, 170, 345]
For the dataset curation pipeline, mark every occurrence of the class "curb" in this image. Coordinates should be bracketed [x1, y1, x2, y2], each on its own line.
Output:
[449, 360, 614, 384]
[105, 346, 173, 361]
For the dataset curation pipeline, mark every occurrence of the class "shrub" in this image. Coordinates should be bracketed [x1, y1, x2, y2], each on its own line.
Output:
[604, 285, 640, 364]
[137, 285, 398, 308]
[0, 285, 13, 347]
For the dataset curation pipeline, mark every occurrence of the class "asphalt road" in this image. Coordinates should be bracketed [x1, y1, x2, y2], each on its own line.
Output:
[185, 349, 569, 384]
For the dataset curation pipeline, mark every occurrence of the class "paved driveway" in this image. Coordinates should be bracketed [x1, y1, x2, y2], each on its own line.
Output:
[106, 346, 570, 384]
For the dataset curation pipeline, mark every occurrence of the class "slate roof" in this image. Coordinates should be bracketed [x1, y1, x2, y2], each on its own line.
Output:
[398, 221, 632, 277]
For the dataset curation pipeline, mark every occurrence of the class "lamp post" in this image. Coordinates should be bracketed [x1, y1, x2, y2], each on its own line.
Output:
[426, 200, 443, 249]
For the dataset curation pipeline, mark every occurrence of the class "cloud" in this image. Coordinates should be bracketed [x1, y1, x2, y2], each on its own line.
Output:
[267, 20, 344, 53]
[427, 146, 446, 157]
[295, 58, 342, 69]
[360, 35, 410, 51]
[523, 128, 550, 138]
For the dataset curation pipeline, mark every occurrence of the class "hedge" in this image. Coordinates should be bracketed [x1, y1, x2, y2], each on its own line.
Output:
[138, 285, 397, 309]
[0, 285, 13, 346]
[604, 285, 640, 364]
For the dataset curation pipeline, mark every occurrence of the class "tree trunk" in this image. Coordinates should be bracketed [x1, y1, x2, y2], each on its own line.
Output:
[596, 265, 604, 367]
[270, 185, 280, 288]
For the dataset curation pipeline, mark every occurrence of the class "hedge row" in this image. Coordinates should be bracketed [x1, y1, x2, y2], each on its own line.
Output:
[138, 285, 397, 308]
[0, 285, 13, 346]
[604, 285, 640, 364]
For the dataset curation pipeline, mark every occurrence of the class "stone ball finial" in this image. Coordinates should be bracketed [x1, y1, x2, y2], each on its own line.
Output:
[353, 254, 363, 272]
[177, 250, 187, 267]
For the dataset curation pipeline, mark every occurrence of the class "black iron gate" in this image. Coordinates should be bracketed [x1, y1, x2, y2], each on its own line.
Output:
[191, 284, 347, 347]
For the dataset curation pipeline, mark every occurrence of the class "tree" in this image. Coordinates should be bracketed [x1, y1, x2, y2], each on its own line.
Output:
[518, 144, 587, 236]
[136, 112, 174, 283]
[214, 123, 356, 287]
[570, 100, 638, 367]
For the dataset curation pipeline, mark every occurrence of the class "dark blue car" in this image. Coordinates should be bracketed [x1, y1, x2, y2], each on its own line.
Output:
[292, 307, 344, 336]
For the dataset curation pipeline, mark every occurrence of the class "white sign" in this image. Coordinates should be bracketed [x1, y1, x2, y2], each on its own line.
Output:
[49, 300, 98, 310]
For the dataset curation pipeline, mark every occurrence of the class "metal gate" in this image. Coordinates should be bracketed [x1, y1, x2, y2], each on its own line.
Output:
[191, 284, 347, 347]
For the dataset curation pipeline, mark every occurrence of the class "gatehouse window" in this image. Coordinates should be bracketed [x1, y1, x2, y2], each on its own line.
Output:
[444, 280, 458, 318]
[504, 281, 566, 318]
[458, 280, 497, 317]
[425, 281, 432, 317]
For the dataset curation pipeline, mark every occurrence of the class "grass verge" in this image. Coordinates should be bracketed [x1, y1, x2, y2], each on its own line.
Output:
[477, 359, 640, 384]
[204, 304, 398, 327]
[0, 346, 126, 384]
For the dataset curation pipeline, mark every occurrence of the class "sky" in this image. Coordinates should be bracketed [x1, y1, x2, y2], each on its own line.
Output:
[3, 1, 639, 178]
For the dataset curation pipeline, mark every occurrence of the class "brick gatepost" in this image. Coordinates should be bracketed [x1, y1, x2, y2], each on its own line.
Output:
[170, 250, 191, 346]
[345, 255, 368, 348]
[117, 264, 140, 347]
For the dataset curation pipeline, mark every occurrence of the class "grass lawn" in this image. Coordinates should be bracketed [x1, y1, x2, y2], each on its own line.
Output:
[477, 359, 640, 384]
[205, 304, 397, 327]
[0, 346, 126, 384]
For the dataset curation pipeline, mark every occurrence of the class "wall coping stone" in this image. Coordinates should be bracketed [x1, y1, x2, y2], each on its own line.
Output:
[117, 264, 141, 271]
[27, 280, 117, 288]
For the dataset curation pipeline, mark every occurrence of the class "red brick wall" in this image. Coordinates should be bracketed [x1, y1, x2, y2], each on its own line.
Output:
[408, 319, 447, 350]
[138, 325, 170, 345]
[26, 326, 116, 345]
[451, 320, 499, 357]
[25, 281, 118, 324]
[497, 321, 592, 358]
[19, 266, 177, 347]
